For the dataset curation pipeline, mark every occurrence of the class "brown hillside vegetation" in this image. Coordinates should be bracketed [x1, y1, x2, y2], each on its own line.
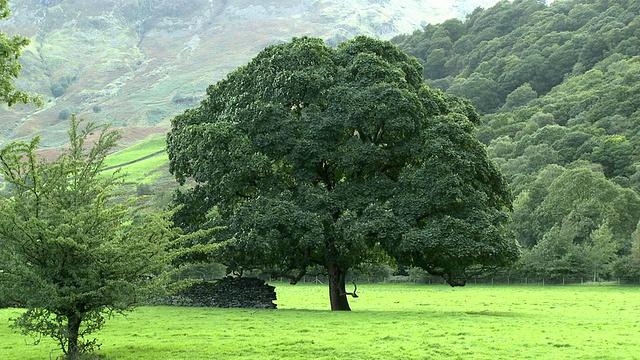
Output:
[0, 0, 497, 148]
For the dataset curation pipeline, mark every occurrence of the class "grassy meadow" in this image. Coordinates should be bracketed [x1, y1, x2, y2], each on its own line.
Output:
[1, 283, 639, 359]
[102, 136, 169, 184]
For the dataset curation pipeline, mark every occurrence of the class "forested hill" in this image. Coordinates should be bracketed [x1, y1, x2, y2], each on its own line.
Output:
[394, 0, 640, 279]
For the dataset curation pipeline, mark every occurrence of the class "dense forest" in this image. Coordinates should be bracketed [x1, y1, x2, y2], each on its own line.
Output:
[392, 0, 640, 281]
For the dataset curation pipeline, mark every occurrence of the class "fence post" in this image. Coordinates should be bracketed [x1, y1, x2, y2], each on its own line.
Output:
[542, 278, 544, 286]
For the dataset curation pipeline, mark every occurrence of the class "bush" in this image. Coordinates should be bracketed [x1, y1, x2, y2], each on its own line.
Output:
[172, 263, 227, 281]
[350, 263, 394, 279]
[50, 75, 76, 98]
[50, 83, 65, 97]
[136, 184, 154, 196]
[407, 267, 430, 283]
[58, 109, 70, 120]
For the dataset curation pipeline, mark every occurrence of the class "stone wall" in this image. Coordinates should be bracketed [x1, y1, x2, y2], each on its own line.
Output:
[177, 276, 277, 309]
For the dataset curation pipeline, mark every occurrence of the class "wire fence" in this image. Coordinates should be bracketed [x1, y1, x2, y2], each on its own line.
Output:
[264, 275, 640, 286]
[171, 273, 640, 286]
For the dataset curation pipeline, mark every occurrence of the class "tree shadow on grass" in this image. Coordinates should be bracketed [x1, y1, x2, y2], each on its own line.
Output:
[272, 308, 529, 319]
[462, 310, 521, 317]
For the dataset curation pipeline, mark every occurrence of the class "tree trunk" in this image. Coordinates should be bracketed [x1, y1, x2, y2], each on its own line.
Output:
[66, 314, 82, 359]
[327, 262, 351, 311]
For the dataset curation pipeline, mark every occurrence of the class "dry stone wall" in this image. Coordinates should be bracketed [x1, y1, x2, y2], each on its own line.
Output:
[178, 276, 277, 309]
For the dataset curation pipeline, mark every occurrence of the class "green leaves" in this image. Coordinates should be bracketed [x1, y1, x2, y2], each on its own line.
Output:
[0, 1, 40, 106]
[0, 117, 174, 358]
[168, 36, 517, 294]
[513, 166, 640, 278]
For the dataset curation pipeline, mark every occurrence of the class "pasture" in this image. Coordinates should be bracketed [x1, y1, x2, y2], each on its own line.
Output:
[102, 136, 169, 184]
[1, 283, 639, 359]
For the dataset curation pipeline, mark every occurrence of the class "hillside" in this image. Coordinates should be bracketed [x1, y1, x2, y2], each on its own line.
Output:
[394, 0, 640, 194]
[0, 0, 499, 148]
[395, 0, 640, 280]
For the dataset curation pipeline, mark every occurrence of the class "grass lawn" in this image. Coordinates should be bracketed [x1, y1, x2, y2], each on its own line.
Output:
[104, 137, 166, 168]
[1, 283, 639, 359]
[102, 136, 169, 184]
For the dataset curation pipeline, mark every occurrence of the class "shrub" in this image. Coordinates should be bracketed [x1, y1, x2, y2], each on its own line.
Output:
[58, 109, 70, 120]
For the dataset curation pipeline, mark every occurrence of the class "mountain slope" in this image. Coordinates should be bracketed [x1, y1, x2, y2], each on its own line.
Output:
[0, 0, 498, 148]
[393, 0, 640, 279]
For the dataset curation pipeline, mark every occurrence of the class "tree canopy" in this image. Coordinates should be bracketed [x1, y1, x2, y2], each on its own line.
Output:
[0, 0, 39, 106]
[167, 36, 518, 310]
[0, 117, 174, 358]
[394, 0, 640, 280]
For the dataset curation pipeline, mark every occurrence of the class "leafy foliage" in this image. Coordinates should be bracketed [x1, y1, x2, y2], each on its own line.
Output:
[168, 36, 518, 310]
[0, 117, 174, 359]
[395, 0, 640, 279]
[0, 0, 40, 106]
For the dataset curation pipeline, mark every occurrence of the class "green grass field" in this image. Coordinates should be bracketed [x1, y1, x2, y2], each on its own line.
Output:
[102, 136, 169, 184]
[2, 284, 639, 359]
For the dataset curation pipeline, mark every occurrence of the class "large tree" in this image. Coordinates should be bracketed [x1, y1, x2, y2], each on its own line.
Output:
[0, 117, 174, 358]
[167, 36, 519, 311]
[0, 0, 39, 106]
